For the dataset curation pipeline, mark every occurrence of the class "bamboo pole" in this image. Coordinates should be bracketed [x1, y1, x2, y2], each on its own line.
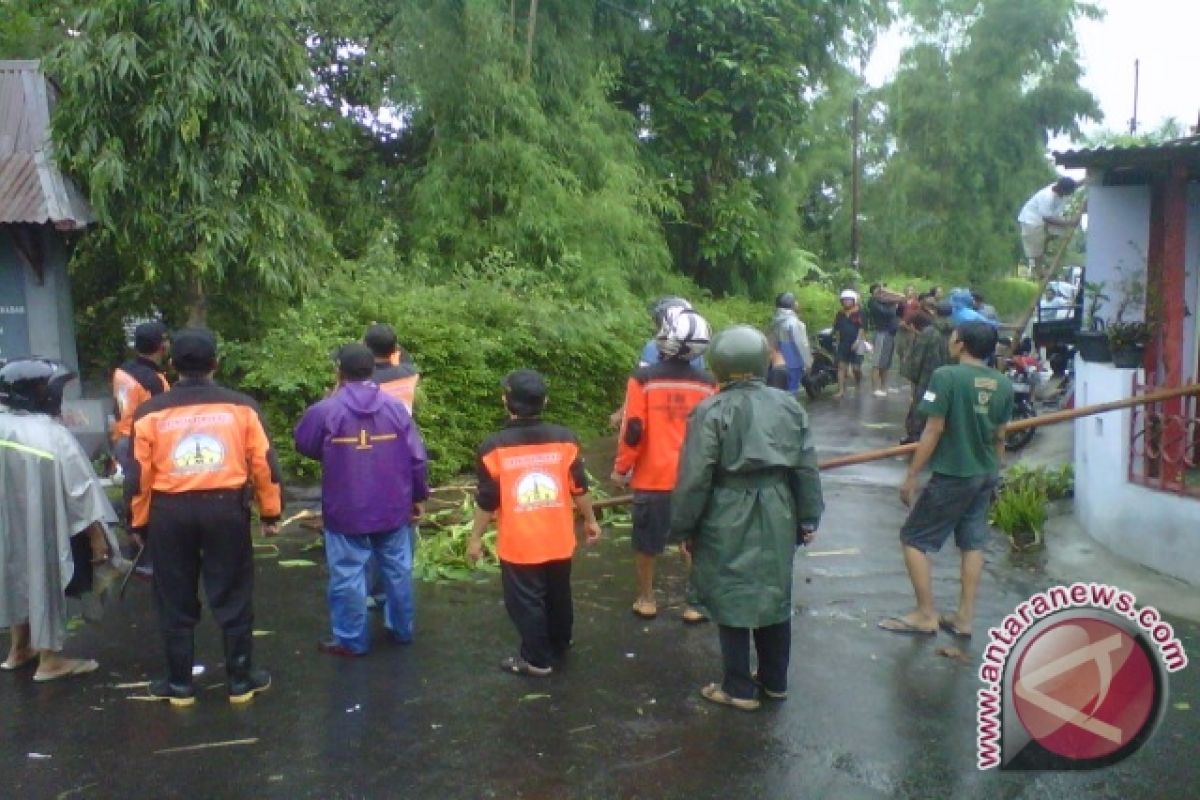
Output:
[591, 382, 1200, 510]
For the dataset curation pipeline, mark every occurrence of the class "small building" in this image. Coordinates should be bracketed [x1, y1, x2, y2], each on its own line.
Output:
[1055, 137, 1200, 584]
[0, 60, 93, 375]
[1, 60, 111, 456]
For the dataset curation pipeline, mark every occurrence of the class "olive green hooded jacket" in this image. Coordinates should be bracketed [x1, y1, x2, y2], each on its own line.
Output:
[670, 380, 824, 629]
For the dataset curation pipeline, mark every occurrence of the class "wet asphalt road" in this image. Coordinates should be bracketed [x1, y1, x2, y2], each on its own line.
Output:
[3, 384, 1199, 799]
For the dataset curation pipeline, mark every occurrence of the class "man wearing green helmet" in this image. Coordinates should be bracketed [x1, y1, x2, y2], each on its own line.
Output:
[670, 326, 825, 711]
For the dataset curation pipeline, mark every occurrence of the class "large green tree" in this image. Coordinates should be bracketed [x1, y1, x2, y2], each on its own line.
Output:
[50, 0, 328, 325]
[393, 1, 674, 300]
[860, 0, 1100, 283]
[618, 0, 888, 297]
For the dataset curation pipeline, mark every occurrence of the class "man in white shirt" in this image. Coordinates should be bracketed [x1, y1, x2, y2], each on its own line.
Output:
[1017, 177, 1079, 271]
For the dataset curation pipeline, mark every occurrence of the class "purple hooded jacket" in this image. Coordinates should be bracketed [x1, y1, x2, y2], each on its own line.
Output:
[294, 381, 429, 535]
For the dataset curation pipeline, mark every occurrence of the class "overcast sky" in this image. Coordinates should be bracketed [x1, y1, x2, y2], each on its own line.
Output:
[865, 0, 1200, 149]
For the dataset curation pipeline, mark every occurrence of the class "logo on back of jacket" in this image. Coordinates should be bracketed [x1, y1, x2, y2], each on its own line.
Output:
[514, 471, 562, 511]
[172, 433, 227, 473]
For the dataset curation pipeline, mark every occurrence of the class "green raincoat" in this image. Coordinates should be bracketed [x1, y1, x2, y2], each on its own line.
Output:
[670, 380, 824, 629]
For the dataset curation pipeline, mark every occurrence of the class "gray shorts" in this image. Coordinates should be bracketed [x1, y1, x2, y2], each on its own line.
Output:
[631, 491, 673, 555]
[900, 473, 999, 553]
[873, 331, 896, 370]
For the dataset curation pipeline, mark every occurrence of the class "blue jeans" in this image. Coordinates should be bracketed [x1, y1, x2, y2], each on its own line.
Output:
[325, 526, 415, 653]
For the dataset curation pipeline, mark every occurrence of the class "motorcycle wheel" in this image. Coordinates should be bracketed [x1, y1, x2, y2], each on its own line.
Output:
[1005, 403, 1036, 452]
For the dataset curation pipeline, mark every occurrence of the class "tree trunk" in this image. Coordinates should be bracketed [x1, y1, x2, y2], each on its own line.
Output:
[187, 276, 208, 327]
[524, 0, 538, 80]
[509, 0, 516, 42]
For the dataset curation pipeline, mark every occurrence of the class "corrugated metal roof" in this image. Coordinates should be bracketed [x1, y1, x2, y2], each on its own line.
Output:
[1054, 136, 1200, 170]
[0, 60, 94, 229]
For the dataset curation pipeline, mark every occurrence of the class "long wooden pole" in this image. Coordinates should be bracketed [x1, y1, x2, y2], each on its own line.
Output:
[592, 382, 1200, 510]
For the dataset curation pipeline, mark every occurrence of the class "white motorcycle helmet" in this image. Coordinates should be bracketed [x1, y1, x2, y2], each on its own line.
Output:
[655, 307, 712, 361]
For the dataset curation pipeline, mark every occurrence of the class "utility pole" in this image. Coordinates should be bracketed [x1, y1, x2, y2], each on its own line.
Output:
[1129, 59, 1140, 135]
[850, 97, 860, 270]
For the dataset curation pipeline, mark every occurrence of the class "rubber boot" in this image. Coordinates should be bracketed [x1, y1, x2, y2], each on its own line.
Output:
[149, 632, 196, 707]
[225, 630, 270, 705]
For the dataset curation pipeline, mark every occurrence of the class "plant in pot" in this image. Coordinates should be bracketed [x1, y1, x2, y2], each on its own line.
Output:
[1107, 320, 1154, 368]
[1105, 267, 1154, 369]
[1076, 280, 1111, 362]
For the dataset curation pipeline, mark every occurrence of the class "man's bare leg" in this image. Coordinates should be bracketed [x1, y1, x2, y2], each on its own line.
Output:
[949, 549, 985, 634]
[633, 553, 657, 615]
[833, 364, 847, 398]
[4, 623, 35, 668]
[879, 545, 938, 632]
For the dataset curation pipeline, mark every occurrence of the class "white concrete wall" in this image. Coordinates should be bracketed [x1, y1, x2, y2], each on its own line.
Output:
[1083, 180, 1150, 323]
[1074, 358, 1200, 584]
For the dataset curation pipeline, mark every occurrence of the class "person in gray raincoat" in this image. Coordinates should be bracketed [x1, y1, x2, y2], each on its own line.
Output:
[671, 326, 824, 711]
[1, 359, 122, 682]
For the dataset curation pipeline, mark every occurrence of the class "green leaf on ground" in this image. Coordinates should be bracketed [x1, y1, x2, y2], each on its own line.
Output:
[520, 693, 551, 702]
[278, 559, 318, 568]
[1175, 701, 1191, 711]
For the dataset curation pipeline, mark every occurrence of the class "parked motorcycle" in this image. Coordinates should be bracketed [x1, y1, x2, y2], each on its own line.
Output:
[802, 329, 840, 400]
[1005, 354, 1040, 451]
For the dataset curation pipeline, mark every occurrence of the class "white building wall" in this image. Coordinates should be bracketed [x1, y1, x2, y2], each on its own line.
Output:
[1074, 359, 1200, 584]
[1083, 180, 1151, 322]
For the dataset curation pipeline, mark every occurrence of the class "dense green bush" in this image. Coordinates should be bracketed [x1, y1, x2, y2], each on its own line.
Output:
[980, 278, 1040, 322]
[223, 257, 654, 483]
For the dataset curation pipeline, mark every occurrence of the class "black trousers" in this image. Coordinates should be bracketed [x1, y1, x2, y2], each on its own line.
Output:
[148, 490, 255, 685]
[500, 558, 573, 669]
[905, 382, 929, 442]
[718, 620, 791, 700]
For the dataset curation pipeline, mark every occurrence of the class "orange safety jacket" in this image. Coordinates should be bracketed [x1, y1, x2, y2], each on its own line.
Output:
[372, 361, 420, 414]
[614, 360, 717, 491]
[126, 378, 283, 530]
[476, 418, 589, 565]
[111, 358, 170, 441]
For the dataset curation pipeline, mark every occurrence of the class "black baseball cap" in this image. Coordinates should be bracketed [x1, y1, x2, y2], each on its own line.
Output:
[502, 369, 548, 411]
[133, 321, 169, 354]
[171, 328, 218, 372]
[363, 323, 398, 358]
[337, 343, 376, 380]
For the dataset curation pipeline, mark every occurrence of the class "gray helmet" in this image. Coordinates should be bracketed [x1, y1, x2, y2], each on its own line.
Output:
[0, 358, 76, 415]
[708, 325, 770, 383]
[775, 292, 796, 310]
[651, 296, 691, 327]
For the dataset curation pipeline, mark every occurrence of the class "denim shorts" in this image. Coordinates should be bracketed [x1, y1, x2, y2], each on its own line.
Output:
[631, 491, 673, 555]
[900, 473, 999, 553]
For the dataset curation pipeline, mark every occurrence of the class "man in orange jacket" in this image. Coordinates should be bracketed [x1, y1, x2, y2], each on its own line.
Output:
[467, 370, 601, 677]
[612, 307, 715, 620]
[126, 328, 283, 707]
[111, 322, 170, 476]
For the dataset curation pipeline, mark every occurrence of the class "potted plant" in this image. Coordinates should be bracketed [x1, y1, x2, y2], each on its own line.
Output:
[1107, 321, 1153, 368]
[1076, 280, 1111, 362]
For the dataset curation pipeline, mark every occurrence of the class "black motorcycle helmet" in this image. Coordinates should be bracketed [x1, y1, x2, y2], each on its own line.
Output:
[775, 292, 797, 310]
[708, 325, 770, 383]
[0, 358, 77, 416]
[651, 296, 691, 327]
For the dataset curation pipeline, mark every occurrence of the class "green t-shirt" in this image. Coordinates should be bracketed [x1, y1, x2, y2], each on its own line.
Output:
[918, 363, 1014, 477]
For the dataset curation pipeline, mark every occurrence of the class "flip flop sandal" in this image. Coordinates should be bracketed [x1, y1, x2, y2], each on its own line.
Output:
[700, 683, 760, 711]
[499, 656, 552, 677]
[681, 608, 707, 625]
[753, 674, 788, 700]
[34, 659, 99, 682]
[1, 652, 37, 671]
[939, 615, 973, 639]
[877, 617, 937, 636]
[631, 601, 658, 620]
